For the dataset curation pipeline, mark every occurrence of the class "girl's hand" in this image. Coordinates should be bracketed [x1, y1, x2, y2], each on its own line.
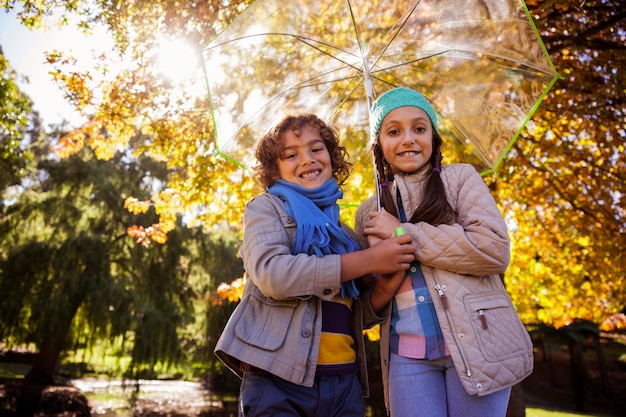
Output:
[364, 208, 401, 239]
[367, 234, 382, 247]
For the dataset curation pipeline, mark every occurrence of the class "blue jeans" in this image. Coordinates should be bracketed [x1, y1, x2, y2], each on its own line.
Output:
[239, 372, 365, 417]
[388, 353, 511, 417]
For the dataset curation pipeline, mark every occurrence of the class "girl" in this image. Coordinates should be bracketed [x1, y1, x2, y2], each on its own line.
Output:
[356, 88, 533, 417]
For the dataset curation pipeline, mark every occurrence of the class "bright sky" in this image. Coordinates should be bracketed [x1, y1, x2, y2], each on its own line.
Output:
[0, 9, 112, 127]
[1, 9, 203, 129]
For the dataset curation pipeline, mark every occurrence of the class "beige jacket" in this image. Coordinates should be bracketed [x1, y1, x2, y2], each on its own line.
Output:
[355, 164, 533, 409]
[215, 193, 384, 395]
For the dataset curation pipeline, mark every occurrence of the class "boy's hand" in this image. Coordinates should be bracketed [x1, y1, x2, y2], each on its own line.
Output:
[340, 229, 414, 283]
[370, 270, 407, 314]
[374, 270, 407, 297]
[367, 234, 415, 275]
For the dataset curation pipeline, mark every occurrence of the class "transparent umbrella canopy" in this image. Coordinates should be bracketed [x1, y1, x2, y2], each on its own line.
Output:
[202, 0, 559, 175]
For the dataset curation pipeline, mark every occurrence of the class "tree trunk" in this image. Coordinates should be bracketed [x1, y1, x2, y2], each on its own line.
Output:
[24, 332, 65, 385]
[24, 295, 84, 385]
[17, 333, 65, 416]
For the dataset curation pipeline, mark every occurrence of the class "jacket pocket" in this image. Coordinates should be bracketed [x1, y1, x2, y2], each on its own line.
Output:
[235, 288, 299, 351]
[464, 292, 530, 363]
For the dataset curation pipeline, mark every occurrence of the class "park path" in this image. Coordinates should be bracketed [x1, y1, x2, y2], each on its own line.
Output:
[72, 378, 236, 416]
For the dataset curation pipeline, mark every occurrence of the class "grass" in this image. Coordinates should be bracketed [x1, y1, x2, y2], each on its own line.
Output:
[526, 407, 615, 417]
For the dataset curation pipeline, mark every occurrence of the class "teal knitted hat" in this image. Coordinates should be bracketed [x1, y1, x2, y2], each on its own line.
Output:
[370, 88, 438, 140]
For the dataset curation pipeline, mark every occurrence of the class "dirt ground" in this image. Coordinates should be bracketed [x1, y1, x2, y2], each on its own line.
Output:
[1, 336, 625, 417]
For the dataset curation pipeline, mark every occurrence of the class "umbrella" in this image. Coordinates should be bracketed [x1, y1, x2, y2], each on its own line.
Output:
[202, 0, 559, 176]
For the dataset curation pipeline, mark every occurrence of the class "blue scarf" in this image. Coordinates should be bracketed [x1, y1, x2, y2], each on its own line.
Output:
[268, 178, 361, 299]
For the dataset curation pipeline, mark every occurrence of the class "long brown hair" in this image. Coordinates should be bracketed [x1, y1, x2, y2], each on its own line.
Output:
[371, 129, 455, 225]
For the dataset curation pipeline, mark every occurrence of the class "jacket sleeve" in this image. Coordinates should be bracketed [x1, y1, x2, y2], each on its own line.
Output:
[361, 288, 390, 329]
[406, 165, 510, 276]
[354, 195, 378, 249]
[241, 194, 343, 300]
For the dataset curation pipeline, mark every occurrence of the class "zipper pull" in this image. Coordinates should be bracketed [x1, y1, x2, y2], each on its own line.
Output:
[479, 309, 488, 329]
[435, 284, 448, 309]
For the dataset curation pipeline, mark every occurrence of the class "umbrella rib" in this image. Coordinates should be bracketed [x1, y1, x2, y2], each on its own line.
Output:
[205, 32, 373, 74]
[371, 50, 449, 72]
[373, 49, 556, 77]
[222, 71, 361, 145]
[369, 1, 421, 70]
[346, 0, 364, 54]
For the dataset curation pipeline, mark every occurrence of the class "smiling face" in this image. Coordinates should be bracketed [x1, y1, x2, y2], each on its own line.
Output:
[276, 125, 333, 189]
[379, 106, 434, 174]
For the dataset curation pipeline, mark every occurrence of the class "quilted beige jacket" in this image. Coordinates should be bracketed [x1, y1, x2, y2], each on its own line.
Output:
[355, 164, 533, 409]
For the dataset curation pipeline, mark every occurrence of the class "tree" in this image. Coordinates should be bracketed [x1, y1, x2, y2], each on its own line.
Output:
[3, 0, 256, 244]
[0, 47, 38, 191]
[493, 0, 626, 327]
[0, 138, 244, 384]
[2, 0, 624, 333]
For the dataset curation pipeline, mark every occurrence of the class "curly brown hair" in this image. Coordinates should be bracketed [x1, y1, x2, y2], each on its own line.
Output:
[253, 114, 353, 188]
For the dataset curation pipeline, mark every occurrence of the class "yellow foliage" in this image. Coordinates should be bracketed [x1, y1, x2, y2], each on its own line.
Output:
[55, 128, 86, 158]
[123, 197, 152, 214]
[599, 314, 626, 332]
[216, 277, 246, 303]
[125, 223, 168, 247]
[126, 225, 151, 247]
[146, 225, 168, 245]
[363, 325, 380, 342]
[497, 161, 624, 329]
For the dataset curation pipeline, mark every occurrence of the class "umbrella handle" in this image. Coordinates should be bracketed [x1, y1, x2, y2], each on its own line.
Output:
[374, 173, 381, 212]
[361, 54, 381, 211]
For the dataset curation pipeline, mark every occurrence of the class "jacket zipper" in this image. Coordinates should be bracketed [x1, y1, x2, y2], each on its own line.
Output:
[430, 267, 473, 378]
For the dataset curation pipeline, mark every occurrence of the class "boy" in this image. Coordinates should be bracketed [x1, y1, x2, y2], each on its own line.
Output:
[215, 114, 415, 416]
